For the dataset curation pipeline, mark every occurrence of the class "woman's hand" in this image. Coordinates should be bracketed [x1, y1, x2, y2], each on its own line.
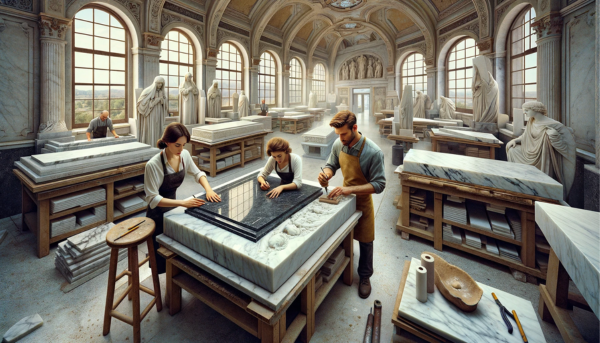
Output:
[266, 186, 284, 199]
[259, 180, 270, 190]
[507, 139, 518, 150]
[206, 190, 221, 202]
[180, 198, 205, 208]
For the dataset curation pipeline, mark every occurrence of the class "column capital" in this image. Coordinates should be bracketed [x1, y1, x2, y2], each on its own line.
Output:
[426, 67, 438, 73]
[386, 65, 394, 74]
[207, 48, 219, 59]
[532, 12, 563, 40]
[203, 59, 218, 67]
[143, 32, 164, 49]
[131, 47, 161, 57]
[477, 37, 494, 54]
[39, 13, 71, 40]
[252, 58, 261, 66]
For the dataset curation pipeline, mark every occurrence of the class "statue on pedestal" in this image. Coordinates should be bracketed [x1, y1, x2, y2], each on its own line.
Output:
[507, 101, 576, 199]
[207, 80, 221, 118]
[366, 58, 374, 79]
[349, 60, 357, 80]
[341, 62, 349, 80]
[238, 91, 249, 117]
[232, 92, 239, 112]
[357, 55, 367, 79]
[308, 91, 317, 108]
[136, 76, 168, 146]
[178, 72, 199, 125]
[472, 56, 499, 123]
[375, 60, 383, 78]
[413, 91, 427, 119]
[399, 85, 413, 130]
[439, 96, 455, 119]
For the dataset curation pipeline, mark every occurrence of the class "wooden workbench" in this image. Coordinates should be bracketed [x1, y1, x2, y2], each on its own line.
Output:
[160, 215, 358, 343]
[13, 163, 147, 258]
[278, 117, 313, 134]
[190, 132, 268, 177]
[429, 130, 501, 160]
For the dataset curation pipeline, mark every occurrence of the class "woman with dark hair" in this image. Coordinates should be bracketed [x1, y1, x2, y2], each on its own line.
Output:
[144, 122, 221, 274]
[257, 137, 303, 198]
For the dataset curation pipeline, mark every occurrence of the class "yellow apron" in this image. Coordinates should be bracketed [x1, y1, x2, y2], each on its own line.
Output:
[340, 138, 375, 243]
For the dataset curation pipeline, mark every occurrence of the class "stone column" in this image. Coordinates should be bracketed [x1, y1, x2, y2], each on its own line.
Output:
[532, 13, 563, 122]
[426, 67, 437, 100]
[203, 48, 219, 91]
[306, 68, 313, 105]
[437, 66, 446, 101]
[494, 51, 507, 115]
[131, 47, 161, 89]
[282, 64, 290, 107]
[249, 57, 260, 106]
[38, 14, 71, 133]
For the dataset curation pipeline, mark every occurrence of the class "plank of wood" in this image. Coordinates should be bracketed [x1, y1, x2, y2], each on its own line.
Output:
[300, 276, 315, 342]
[157, 246, 176, 259]
[319, 194, 340, 204]
[539, 284, 586, 342]
[281, 314, 306, 343]
[315, 257, 350, 310]
[546, 249, 570, 308]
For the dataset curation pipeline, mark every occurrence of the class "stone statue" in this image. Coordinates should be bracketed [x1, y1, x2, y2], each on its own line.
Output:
[308, 91, 317, 108]
[472, 56, 499, 123]
[439, 96, 456, 120]
[178, 73, 199, 125]
[375, 60, 383, 78]
[136, 76, 168, 146]
[341, 62, 349, 80]
[399, 85, 413, 130]
[349, 60, 357, 80]
[207, 80, 221, 118]
[357, 55, 367, 79]
[238, 91, 249, 117]
[366, 58, 374, 79]
[413, 91, 427, 119]
[507, 101, 576, 200]
[232, 92, 239, 112]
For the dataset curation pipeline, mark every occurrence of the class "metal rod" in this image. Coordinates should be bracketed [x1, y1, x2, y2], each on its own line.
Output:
[363, 307, 374, 343]
[373, 300, 382, 343]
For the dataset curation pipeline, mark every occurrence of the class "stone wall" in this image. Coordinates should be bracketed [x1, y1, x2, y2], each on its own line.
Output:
[0, 147, 35, 218]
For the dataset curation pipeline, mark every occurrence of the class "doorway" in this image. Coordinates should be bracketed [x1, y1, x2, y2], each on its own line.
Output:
[352, 88, 371, 116]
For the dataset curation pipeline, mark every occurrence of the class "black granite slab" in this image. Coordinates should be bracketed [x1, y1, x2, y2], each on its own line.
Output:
[185, 174, 322, 242]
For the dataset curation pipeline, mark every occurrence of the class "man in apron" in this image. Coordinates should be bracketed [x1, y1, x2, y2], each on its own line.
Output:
[318, 111, 386, 299]
[86, 110, 120, 141]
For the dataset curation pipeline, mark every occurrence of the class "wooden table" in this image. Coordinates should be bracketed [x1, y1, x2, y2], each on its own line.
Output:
[13, 163, 148, 258]
[160, 215, 358, 343]
[429, 131, 501, 160]
[308, 110, 325, 121]
[394, 169, 561, 280]
[377, 119, 392, 136]
[387, 134, 419, 151]
[380, 110, 395, 118]
[190, 132, 268, 177]
[278, 117, 313, 134]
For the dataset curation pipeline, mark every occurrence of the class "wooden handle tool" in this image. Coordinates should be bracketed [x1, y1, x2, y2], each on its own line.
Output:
[512, 310, 528, 342]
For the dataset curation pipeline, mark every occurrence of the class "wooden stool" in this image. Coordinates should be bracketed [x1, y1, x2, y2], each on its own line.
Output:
[102, 217, 162, 343]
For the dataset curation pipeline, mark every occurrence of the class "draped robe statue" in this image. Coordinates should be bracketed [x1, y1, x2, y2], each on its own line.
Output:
[178, 73, 199, 125]
[357, 55, 367, 79]
[507, 101, 576, 200]
[375, 60, 383, 78]
[399, 85, 413, 130]
[341, 62, 349, 80]
[413, 91, 427, 119]
[439, 96, 456, 119]
[238, 91, 249, 117]
[207, 80, 222, 118]
[472, 56, 499, 123]
[349, 60, 357, 80]
[136, 76, 168, 146]
[366, 58, 374, 78]
[308, 91, 317, 108]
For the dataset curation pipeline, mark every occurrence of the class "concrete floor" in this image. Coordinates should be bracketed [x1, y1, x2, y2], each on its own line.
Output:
[0, 111, 598, 343]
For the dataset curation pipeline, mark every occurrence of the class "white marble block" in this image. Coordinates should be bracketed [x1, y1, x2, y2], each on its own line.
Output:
[205, 117, 232, 125]
[241, 115, 272, 131]
[438, 128, 503, 144]
[191, 121, 264, 143]
[403, 149, 563, 200]
[2, 314, 44, 343]
[302, 126, 336, 144]
[44, 136, 138, 152]
[162, 177, 357, 292]
[31, 142, 151, 166]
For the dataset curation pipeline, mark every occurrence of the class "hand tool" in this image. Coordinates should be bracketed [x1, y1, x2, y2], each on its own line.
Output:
[114, 220, 145, 242]
[363, 307, 374, 343]
[320, 167, 329, 194]
[492, 292, 514, 334]
[373, 300, 382, 343]
[512, 310, 528, 342]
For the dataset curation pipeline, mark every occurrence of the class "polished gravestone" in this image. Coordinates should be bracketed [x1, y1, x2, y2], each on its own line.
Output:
[185, 174, 322, 242]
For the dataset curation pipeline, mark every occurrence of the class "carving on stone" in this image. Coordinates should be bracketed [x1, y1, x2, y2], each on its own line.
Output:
[149, 0, 166, 33]
[540, 0, 548, 12]
[472, 56, 499, 123]
[495, 0, 517, 26]
[208, 48, 218, 58]
[39, 15, 71, 39]
[1, 0, 33, 12]
[477, 38, 493, 53]
[163, 1, 203, 22]
[532, 13, 563, 39]
[206, 80, 222, 118]
[471, 0, 489, 37]
[144, 32, 163, 47]
[160, 11, 203, 38]
[439, 12, 478, 35]
[48, 0, 62, 12]
[339, 54, 383, 80]
[217, 29, 249, 49]
[439, 22, 480, 49]
[21, 22, 29, 34]
[113, 0, 141, 23]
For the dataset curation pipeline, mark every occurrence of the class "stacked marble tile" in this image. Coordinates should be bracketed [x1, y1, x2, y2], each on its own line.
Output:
[438, 128, 503, 144]
[75, 205, 107, 227]
[50, 187, 106, 214]
[241, 115, 272, 131]
[200, 148, 221, 157]
[506, 209, 523, 241]
[15, 142, 159, 184]
[443, 224, 463, 244]
[191, 121, 264, 143]
[443, 196, 467, 224]
[232, 154, 241, 164]
[487, 211, 514, 239]
[43, 136, 137, 153]
[115, 194, 147, 215]
[114, 180, 134, 194]
[464, 231, 482, 249]
[410, 189, 427, 211]
[321, 247, 345, 283]
[50, 215, 77, 238]
[497, 241, 521, 262]
[222, 144, 241, 152]
[54, 223, 127, 284]
[466, 200, 492, 231]
[485, 237, 500, 255]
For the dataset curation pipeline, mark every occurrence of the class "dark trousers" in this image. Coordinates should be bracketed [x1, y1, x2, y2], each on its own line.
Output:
[358, 241, 374, 279]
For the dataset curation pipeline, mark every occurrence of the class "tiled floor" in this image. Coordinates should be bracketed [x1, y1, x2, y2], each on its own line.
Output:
[0, 112, 597, 342]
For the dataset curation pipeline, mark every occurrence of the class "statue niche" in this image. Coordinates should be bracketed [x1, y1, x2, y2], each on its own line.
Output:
[339, 54, 383, 81]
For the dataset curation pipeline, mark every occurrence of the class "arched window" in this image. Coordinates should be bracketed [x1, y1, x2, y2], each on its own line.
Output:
[73, 7, 128, 127]
[509, 7, 537, 116]
[216, 42, 243, 108]
[401, 53, 427, 100]
[289, 58, 303, 105]
[258, 51, 277, 105]
[160, 30, 195, 116]
[312, 63, 326, 102]
[446, 38, 479, 113]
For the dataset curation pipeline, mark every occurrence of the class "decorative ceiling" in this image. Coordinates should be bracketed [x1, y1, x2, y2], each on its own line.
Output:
[296, 21, 316, 41]
[328, 0, 363, 10]
[267, 5, 293, 29]
[386, 9, 416, 32]
[227, 0, 258, 16]
[429, 0, 462, 13]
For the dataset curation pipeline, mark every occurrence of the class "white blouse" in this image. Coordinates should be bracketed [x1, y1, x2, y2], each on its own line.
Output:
[257, 153, 303, 188]
[144, 149, 206, 209]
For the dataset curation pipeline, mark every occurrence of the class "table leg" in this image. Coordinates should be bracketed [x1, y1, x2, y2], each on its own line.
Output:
[37, 199, 50, 258]
[21, 185, 35, 231]
[490, 146, 495, 160]
[433, 193, 443, 251]
[168, 259, 182, 316]
[106, 183, 114, 222]
[210, 147, 217, 177]
[294, 121, 297, 134]
[259, 320, 280, 343]
[103, 248, 119, 336]
[401, 186, 410, 227]
[546, 249, 570, 308]
[301, 276, 315, 343]
[431, 138, 438, 152]
[241, 142, 246, 168]
[343, 229, 354, 286]
[522, 211, 536, 268]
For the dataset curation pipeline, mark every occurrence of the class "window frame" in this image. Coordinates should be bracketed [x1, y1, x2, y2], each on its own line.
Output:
[159, 29, 195, 116]
[72, 5, 129, 128]
[445, 37, 479, 114]
[289, 58, 303, 105]
[258, 51, 277, 106]
[312, 63, 326, 102]
[216, 42, 244, 109]
[400, 52, 427, 101]
[508, 6, 537, 120]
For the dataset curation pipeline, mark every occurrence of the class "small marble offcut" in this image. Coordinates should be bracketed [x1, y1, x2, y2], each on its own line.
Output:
[2, 314, 43, 343]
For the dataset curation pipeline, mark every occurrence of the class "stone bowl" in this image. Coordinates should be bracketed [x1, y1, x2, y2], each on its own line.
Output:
[425, 252, 483, 312]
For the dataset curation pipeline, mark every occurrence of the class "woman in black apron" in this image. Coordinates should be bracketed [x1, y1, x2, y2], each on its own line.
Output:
[144, 123, 220, 274]
[257, 137, 303, 198]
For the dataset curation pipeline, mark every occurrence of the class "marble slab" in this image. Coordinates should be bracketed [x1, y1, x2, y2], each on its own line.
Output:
[241, 115, 272, 131]
[164, 171, 357, 292]
[281, 115, 312, 120]
[301, 140, 335, 160]
[438, 128, 503, 144]
[399, 258, 546, 343]
[307, 108, 325, 112]
[270, 107, 293, 112]
[535, 202, 600, 318]
[44, 136, 138, 152]
[68, 222, 115, 252]
[2, 314, 43, 343]
[157, 211, 361, 310]
[31, 142, 151, 166]
[205, 118, 232, 124]
[283, 111, 305, 116]
[191, 121, 264, 143]
[403, 150, 563, 201]
[438, 118, 464, 126]
[302, 126, 336, 144]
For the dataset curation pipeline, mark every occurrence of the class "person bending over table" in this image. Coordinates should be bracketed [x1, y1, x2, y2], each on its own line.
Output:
[257, 137, 303, 199]
[86, 110, 119, 141]
[144, 123, 221, 274]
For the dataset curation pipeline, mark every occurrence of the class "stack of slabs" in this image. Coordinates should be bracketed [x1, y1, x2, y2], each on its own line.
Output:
[114, 180, 134, 194]
[466, 200, 492, 232]
[321, 247, 345, 283]
[485, 237, 500, 255]
[506, 209, 522, 241]
[115, 194, 147, 216]
[50, 187, 106, 214]
[75, 205, 107, 227]
[442, 224, 463, 244]
[410, 189, 427, 211]
[487, 211, 514, 239]
[50, 215, 77, 238]
[443, 196, 467, 224]
[497, 241, 521, 263]
[464, 231, 482, 249]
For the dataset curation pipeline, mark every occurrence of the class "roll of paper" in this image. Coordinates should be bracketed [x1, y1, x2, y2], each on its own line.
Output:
[415, 266, 428, 303]
[421, 253, 435, 293]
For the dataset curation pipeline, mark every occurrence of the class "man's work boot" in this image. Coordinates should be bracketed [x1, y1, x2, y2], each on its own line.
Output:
[359, 277, 371, 298]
